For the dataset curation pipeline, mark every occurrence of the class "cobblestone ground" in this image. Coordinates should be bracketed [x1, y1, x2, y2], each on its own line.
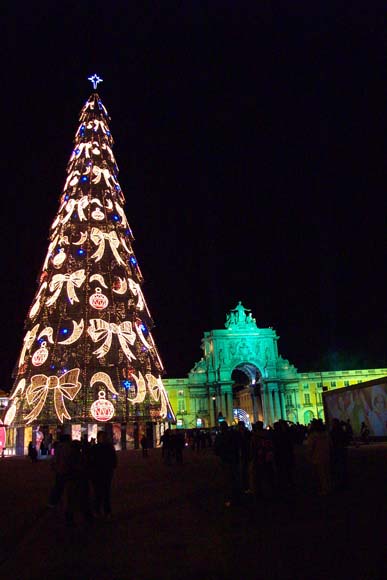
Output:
[0, 443, 386, 580]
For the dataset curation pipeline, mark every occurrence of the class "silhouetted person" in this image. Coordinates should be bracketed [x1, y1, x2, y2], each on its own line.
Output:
[140, 434, 149, 457]
[236, 421, 251, 492]
[48, 434, 72, 507]
[28, 441, 38, 463]
[214, 421, 240, 507]
[175, 431, 185, 464]
[306, 419, 331, 496]
[64, 439, 93, 526]
[249, 421, 275, 499]
[161, 429, 173, 464]
[345, 419, 354, 445]
[330, 418, 349, 491]
[89, 431, 117, 518]
[272, 420, 294, 495]
[360, 421, 370, 444]
[192, 429, 200, 452]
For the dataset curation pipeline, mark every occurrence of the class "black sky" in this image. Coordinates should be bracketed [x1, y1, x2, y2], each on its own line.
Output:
[2, 2, 387, 388]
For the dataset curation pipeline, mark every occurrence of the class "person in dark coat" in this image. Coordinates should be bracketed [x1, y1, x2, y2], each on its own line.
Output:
[28, 441, 38, 463]
[272, 420, 294, 495]
[236, 421, 251, 492]
[161, 429, 173, 464]
[330, 418, 349, 491]
[249, 421, 275, 499]
[48, 434, 72, 507]
[64, 439, 94, 526]
[89, 431, 117, 518]
[140, 434, 149, 457]
[175, 431, 185, 464]
[214, 421, 240, 507]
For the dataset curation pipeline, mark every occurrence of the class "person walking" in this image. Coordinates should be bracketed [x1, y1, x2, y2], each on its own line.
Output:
[89, 431, 117, 519]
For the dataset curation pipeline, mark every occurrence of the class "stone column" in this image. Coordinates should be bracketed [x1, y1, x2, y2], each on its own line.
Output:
[269, 389, 276, 425]
[273, 389, 281, 421]
[221, 385, 233, 424]
[265, 383, 277, 425]
[280, 390, 287, 420]
[261, 384, 272, 426]
[208, 393, 215, 427]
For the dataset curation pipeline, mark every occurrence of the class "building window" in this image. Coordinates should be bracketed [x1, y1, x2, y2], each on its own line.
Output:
[304, 393, 311, 405]
[285, 394, 292, 407]
[303, 383, 309, 389]
[177, 399, 185, 413]
[330, 381, 336, 387]
[344, 380, 349, 387]
[317, 392, 322, 404]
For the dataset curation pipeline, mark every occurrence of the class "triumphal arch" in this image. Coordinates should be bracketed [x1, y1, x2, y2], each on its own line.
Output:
[173, 302, 298, 427]
[164, 302, 387, 429]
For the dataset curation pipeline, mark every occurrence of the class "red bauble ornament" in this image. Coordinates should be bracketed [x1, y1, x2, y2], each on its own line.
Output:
[32, 342, 49, 366]
[90, 391, 115, 422]
[89, 288, 109, 310]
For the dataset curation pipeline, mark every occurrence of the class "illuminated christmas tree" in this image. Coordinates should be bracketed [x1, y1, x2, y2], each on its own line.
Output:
[5, 75, 175, 447]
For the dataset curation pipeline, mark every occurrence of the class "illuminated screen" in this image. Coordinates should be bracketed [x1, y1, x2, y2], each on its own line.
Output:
[324, 382, 387, 437]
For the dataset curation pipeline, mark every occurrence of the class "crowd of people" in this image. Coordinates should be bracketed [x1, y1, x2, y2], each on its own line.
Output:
[47, 430, 117, 526]
[26, 416, 358, 523]
[213, 418, 353, 506]
[160, 429, 186, 464]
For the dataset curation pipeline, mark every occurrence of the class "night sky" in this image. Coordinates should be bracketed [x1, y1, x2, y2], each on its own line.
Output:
[2, 2, 387, 389]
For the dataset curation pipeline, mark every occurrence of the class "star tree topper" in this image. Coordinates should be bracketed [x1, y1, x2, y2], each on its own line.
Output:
[88, 74, 103, 90]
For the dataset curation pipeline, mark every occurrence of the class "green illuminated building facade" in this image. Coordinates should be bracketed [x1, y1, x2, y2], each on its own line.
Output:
[164, 302, 387, 428]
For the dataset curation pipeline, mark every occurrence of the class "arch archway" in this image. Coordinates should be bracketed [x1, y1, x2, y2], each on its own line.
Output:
[287, 411, 297, 423]
[231, 362, 263, 424]
[304, 410, 314, 425]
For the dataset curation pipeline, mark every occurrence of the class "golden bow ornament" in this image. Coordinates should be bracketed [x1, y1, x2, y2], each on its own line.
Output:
[88, 319, 137, 361]
[46, 269, 86, 306]
[25, 368, 82, 424]
[91, 165, 118, 187]
[90, 228, 125, 266]
[61, 196, 89, 225]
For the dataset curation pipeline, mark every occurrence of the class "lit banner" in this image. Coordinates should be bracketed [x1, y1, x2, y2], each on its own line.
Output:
[324, 381, 387, 437]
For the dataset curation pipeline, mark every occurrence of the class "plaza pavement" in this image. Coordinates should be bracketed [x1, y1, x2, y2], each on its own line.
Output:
[0, 442, 386, 580]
